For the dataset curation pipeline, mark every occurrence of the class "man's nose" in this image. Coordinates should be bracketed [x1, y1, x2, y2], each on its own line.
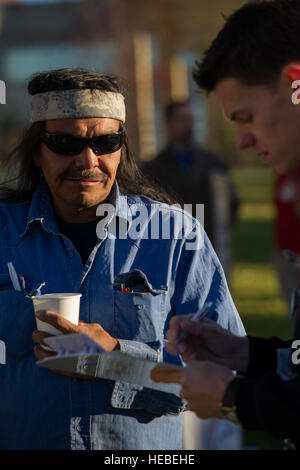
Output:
[73, 145, 99, 169]
[236, 127, 255, 150]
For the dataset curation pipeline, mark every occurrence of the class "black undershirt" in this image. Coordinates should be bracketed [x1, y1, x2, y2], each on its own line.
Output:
[56, 216, 99, 265]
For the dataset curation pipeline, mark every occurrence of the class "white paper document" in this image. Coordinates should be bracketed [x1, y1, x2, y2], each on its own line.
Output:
[37, 333, 182, 395]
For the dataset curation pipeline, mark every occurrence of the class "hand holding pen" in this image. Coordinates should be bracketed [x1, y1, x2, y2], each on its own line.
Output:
[176, 301, 213, 344]
[165, 303, 249, 371]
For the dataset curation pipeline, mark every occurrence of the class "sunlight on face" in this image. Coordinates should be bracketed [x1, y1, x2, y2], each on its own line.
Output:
[215, 77, 300, 174]
[35, 117, 122, 222]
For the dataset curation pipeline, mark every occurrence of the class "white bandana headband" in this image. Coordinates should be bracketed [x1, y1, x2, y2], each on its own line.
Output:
[30, 89, 126, 123]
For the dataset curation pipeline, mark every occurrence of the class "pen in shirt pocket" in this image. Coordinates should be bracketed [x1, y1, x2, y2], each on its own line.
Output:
[175, 301, 213, 345]
[120, 283, 132, 293]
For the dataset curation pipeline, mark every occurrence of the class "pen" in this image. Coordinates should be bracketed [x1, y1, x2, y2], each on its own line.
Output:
[175, 301, 213, 344]
[7, 262, 22, 292]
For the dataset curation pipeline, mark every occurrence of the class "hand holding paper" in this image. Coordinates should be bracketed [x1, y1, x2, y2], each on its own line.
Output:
[32, 309, 119, 378]
[36, 333, 182, 395]
[151, 360, 234, 419]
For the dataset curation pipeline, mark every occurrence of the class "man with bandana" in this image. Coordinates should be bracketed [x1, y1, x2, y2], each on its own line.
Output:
[0, 68, 244, 450]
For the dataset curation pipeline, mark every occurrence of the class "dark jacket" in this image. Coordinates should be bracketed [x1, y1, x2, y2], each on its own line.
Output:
[142, 145, 239, 248]
[236, 336, 300, 447]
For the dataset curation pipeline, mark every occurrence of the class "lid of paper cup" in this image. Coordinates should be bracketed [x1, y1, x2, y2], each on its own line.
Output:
[32, 293, 82, 299]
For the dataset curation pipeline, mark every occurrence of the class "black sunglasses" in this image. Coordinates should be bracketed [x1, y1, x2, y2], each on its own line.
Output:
[40, 129, 124, 156]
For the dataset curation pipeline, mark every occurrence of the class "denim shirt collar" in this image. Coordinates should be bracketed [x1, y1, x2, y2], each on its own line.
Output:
[20, 178, 130, 238]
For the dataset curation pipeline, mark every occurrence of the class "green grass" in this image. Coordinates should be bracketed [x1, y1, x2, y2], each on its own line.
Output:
[230, 167, 292, 450]
[231, 167, 274, 204]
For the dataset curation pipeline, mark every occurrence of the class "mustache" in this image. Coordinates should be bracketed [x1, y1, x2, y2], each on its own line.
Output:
[60, 169, 109, 183]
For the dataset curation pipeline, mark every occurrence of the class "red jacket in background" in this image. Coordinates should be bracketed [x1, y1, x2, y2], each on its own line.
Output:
[274, 168, 300, 254]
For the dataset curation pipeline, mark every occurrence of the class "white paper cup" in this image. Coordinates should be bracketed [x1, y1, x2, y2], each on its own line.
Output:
[33, 293, 82, 336]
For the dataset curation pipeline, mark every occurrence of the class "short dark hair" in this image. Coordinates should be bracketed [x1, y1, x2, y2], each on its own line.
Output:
[1, 68, 177, 205]
[164, 100, 191, 121]
[194, 0, 300, 92]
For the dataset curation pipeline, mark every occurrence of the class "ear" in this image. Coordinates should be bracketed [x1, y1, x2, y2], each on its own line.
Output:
[282, 63, 300, 87]
[281, 63, 300, 105]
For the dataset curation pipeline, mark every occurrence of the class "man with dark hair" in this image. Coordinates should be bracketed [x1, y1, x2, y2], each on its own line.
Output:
[0, 68, 244, 449]
[152, 0, 300, 448]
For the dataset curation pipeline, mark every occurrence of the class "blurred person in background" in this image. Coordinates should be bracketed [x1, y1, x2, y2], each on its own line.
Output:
[273, 169, 300, 303]
[142, 100, 239, 281]
[152, 0, 300, 449]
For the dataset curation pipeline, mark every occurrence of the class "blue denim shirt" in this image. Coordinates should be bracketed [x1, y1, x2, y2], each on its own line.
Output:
[0, 180, 245, 450]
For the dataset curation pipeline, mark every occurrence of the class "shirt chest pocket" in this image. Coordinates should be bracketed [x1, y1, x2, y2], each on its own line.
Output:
[0, 274, 15, 291]
[0, 285, 36, 362]
[113, 269, 168, 343]
[0, 272, 45, 297]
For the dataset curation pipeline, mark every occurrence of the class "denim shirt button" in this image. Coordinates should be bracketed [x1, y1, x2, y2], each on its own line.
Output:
[12, 299, 19, 306]
[137, 304, 144, 310]
[68, 251, 74, 258]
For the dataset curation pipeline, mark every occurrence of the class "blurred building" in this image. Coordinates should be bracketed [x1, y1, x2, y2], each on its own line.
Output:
[0, 0, 246, 161]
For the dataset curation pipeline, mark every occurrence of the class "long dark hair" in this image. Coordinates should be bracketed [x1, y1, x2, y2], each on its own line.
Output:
[0, 68, 177, 205]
